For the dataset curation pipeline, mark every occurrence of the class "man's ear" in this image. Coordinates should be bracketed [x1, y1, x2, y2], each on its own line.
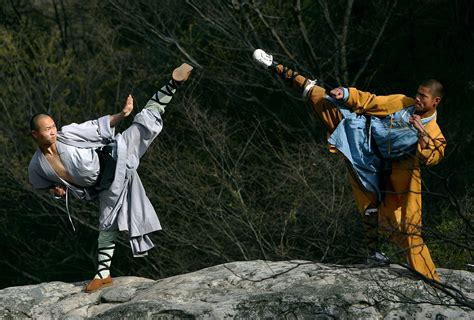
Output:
[31, 130, 38, 139]
[434, 96, 441, 106]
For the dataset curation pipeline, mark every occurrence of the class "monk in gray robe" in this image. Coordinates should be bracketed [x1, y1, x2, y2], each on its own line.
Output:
[28, 63, 193, 292]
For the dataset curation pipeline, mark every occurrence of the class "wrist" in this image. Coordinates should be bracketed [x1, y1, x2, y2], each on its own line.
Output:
[342, 87, 349, 102]
[417, 131, 427, 138]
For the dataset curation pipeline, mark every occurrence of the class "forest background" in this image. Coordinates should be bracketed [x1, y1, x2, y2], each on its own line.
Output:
[0, 0, 473, 289]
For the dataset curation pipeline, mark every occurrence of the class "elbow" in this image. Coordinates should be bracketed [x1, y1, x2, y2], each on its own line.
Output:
[424, 158, 442, 167]
[418, 149, 444, 167]
[423, 152, 444, 166]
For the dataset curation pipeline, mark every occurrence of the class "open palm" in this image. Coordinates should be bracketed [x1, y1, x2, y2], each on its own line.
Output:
[122, 94, 134, 118]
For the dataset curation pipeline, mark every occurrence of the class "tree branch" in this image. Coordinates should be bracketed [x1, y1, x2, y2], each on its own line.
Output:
[351, 0, 398, 86]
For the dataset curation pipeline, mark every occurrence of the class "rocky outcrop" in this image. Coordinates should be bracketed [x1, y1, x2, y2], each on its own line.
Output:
[0, 260, 472, 319]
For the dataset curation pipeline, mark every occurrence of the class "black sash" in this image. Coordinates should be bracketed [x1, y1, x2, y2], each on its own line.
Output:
[94, 145, 117, 191]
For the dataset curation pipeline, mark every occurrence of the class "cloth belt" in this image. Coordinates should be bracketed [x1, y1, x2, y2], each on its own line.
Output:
[94, 145, 117, 191]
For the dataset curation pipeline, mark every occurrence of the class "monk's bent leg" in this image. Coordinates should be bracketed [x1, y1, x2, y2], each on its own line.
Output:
[382, 159, 440, 281]
[347, 165, 381, 257]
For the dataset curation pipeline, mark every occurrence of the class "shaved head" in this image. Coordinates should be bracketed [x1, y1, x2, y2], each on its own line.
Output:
[419, 79, 444, 99]
[30, 113, 53, 131]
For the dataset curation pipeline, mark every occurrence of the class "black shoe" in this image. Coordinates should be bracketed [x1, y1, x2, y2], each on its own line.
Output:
[366, 251, 390, 266]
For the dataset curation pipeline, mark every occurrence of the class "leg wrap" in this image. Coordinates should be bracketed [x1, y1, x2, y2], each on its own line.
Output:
[145, 79, 178, 114]
[94, 230, 119, 279]
[95, 244, 115, 279]
[274, 64, 317, 98]
[363, 208, 379, 254]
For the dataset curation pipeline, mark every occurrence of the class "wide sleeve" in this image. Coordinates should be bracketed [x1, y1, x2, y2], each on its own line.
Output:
[417, 119, 446, 167]
[28, 152, 54, 190]
[58, 115, 115, 144]
[346, 87, 416, 117]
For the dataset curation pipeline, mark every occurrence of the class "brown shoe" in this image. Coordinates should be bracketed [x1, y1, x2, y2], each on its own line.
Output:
[84, 275, 113, 293]
[172, 63, 193, 83]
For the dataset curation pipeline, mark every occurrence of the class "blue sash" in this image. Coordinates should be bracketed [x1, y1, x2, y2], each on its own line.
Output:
[371, 106, 436, 159]
[326, 97, 435, 198]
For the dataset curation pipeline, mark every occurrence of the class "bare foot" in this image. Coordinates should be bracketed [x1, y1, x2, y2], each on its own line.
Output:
[172, 63, 193, 83]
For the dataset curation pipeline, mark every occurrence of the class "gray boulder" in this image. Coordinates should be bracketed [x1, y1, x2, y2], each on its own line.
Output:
[0, 260, 472, 319]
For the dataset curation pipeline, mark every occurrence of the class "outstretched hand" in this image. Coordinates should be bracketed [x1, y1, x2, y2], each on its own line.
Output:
[329, 87, 345, 100]
[109, 94, 134, 127]
[122, 94, 134, 118]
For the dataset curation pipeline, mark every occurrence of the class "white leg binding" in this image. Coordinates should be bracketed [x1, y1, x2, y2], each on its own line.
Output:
[364, 208, 378, 216]
[94, 244, 115, 279]
[302, 79, 317, 99]
[145, 80, 177, 114]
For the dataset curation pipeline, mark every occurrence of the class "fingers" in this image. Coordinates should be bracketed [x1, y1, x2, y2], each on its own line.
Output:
[409, 115, 421, 124]
[122, 94, 134, 117]
[56, 186, 66, 196]
[409, 115, 424, 132]
[329, 88, 343, 99]
[50, 186, 66, 197]
[126, 94, 134, 107]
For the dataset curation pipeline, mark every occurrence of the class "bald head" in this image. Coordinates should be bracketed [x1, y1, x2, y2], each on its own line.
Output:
[30, 113, 58, 148]
[30, 113, 53, 131]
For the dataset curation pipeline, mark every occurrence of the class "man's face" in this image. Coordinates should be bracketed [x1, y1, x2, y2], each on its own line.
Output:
[32, 116, 57, 146]
[415, 86, 441, 114]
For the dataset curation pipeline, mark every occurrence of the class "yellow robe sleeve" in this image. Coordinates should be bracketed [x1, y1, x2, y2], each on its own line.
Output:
[346, 87, 416, 117]
[417, 119, 446, 166]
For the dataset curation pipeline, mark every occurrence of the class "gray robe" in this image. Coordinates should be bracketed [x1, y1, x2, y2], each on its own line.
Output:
[28, 108, 163, 256]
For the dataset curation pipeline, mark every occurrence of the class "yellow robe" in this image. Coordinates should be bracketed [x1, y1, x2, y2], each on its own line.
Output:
[275, 66, 445, 281]
[345, 88, 446, 282]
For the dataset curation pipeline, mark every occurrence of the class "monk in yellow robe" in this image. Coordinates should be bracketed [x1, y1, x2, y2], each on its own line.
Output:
[253, 49, 446, 281]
